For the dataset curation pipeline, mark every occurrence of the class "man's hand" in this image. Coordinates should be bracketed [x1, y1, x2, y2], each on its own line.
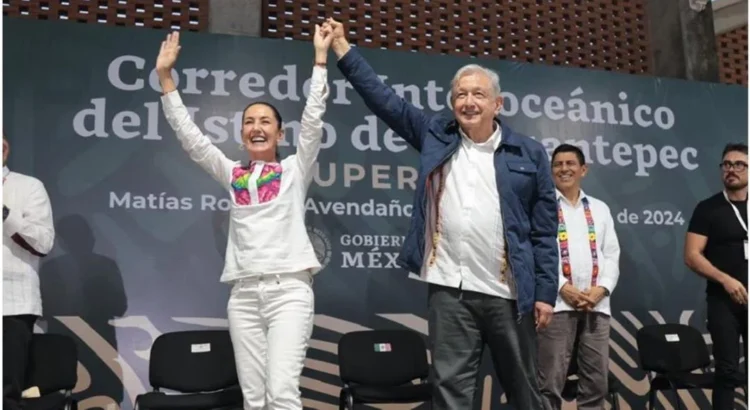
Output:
[559, 283, 596, 310]
[534, 302, 554, 330]
[722, 276, 748, 305]
[325, 18, 350, 59]
[579, 286, 608, 311]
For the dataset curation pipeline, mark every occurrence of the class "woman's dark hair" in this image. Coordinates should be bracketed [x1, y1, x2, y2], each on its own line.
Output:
[243, 101, 283, 161]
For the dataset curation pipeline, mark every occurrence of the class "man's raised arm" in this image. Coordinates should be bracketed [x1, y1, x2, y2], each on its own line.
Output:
[327, 18, 431, 152]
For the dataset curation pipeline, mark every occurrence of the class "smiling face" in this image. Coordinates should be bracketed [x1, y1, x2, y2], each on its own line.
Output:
[452, 71, 503, 135]
[552, 151, 587, 194]
[241, 103, 283, 162]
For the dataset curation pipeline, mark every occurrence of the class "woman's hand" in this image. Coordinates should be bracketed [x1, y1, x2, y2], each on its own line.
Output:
[156, 31, 181, 93]
[156, 31, 181, 74]
[313, 24, 333, 65]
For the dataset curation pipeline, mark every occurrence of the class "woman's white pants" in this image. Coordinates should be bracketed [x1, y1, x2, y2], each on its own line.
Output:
[227, 271, 314, 410]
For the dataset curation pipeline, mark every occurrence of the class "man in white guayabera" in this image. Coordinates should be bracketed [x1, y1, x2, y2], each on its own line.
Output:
[536, 144, 621, 410]
[3, 136, 55, 407]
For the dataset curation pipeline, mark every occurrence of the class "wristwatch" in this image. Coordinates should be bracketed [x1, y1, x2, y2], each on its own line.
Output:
[602, 287, 610, 297]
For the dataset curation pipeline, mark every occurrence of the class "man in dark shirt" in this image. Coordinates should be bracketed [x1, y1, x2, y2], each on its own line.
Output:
[685, 142, 748, 410]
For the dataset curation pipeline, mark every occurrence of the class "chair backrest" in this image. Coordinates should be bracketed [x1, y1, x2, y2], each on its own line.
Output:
[337, 330, 428, 387]
[149, 330, 238, 393]
[26, 333, 78, 395]
[636, 324, 710, 374]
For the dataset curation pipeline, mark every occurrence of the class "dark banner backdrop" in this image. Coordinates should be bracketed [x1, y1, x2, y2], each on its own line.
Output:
[3, 18, 747, 410]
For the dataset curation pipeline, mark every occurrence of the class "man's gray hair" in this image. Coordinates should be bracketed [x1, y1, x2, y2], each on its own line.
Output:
[450, 64, 502, 96]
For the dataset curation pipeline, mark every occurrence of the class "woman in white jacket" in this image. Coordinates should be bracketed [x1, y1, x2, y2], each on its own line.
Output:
[155, 27, 333, 410]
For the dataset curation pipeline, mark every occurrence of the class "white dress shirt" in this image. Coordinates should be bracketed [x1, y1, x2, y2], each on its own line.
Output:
[554, 189, 620, 315]
[419, 124, 515, 300]
[3, 166, 55, 316]
[160, 66, 329, 283]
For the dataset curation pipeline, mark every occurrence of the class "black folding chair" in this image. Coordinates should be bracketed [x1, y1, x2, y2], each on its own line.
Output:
[135, 330, 242, 410]
[337, 330, 432, 409]
[22, 333, 78, 410]
[560, 338, 620, 409]
[636, 324, 715, 409]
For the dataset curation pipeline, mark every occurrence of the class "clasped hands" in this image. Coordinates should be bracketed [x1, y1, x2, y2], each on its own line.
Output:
[560, 283, 607, 311]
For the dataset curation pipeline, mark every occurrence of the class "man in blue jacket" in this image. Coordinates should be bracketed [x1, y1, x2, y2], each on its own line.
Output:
[326, 19, 558, 409]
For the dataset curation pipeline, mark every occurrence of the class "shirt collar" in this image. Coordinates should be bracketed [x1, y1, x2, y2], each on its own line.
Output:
[3, 166, 9, 179]
[556, 188, 587, 206]
[458, 121, 502, 151]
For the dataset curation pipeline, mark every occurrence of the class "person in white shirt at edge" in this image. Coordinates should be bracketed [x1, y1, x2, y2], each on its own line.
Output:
[155, 27, 333, 410]
[2, 136, 55, 406]
[536, 144, 621, 410]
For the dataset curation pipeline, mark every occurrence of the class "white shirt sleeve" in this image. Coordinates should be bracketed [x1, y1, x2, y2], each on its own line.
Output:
[598, 205, 621, 294]
[4, 179, 55, 256]
[161, 90, 236, 188]
[294, 66, 329, 185]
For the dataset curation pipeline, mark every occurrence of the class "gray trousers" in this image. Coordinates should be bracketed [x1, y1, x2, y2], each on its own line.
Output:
[537, 311, 611, 410]
[428, 284, 544, 410]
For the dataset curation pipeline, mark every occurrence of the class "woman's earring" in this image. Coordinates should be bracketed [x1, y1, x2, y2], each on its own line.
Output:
[238, 143, 245, 151]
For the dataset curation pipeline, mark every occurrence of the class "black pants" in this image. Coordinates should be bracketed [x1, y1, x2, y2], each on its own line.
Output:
[427, 284, 543, 410]
[707, 293, 748, 410]
[3, 315, 37, 404]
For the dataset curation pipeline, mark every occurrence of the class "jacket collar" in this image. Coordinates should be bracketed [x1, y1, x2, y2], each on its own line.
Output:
[437, 116, 521, 148]
[556, 188, 588, 207]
